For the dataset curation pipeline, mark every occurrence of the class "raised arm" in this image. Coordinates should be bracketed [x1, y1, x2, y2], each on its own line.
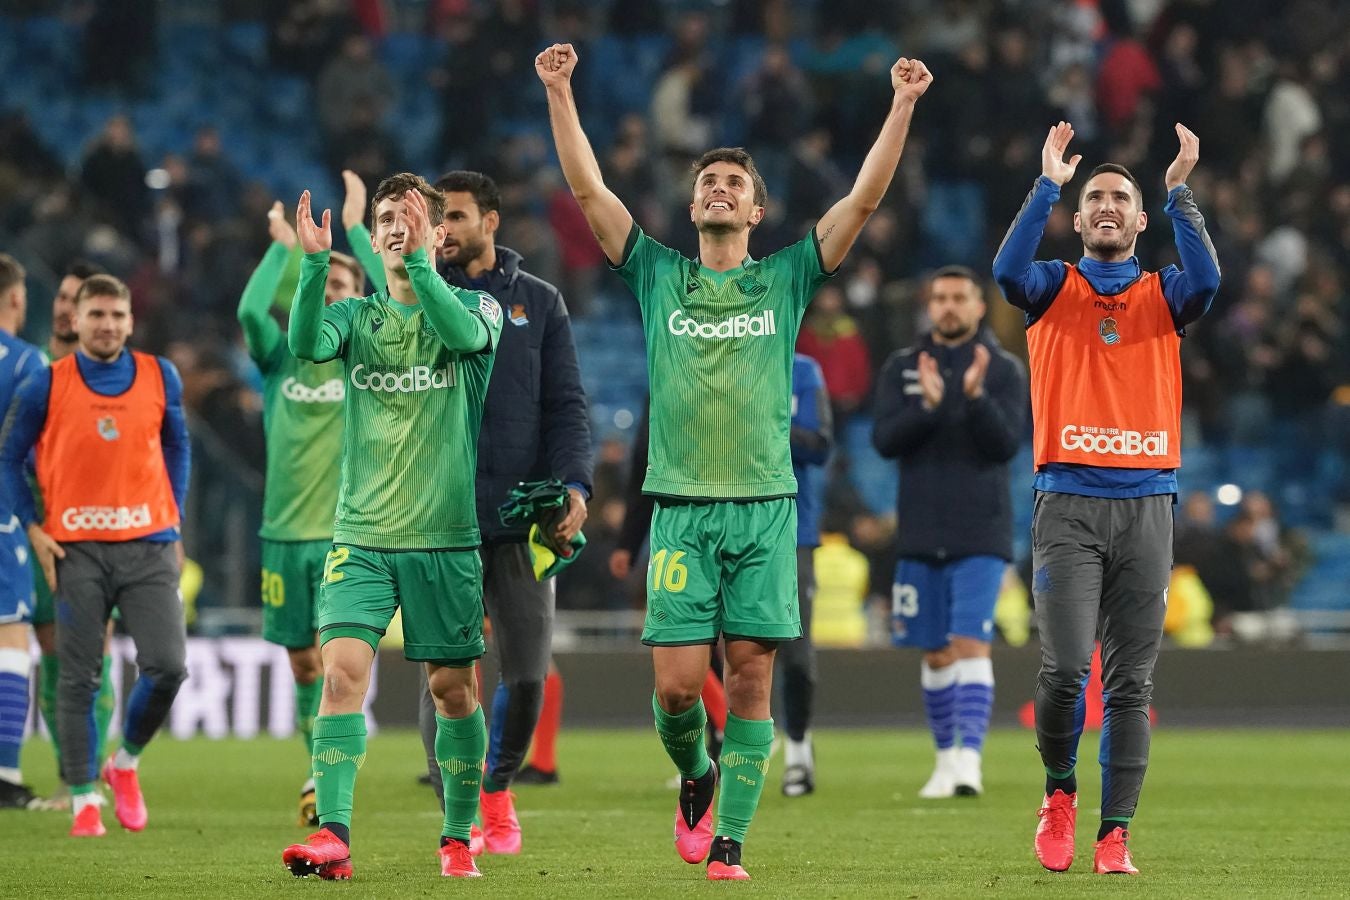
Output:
[288, 190, 346, 362]
[1159, 124, 1221, 328]
[400, 188, 498, 353]
[536, 43, 634, 265]
[992, 122, 1077, 315]
[814, 57, 932, 273]
[341, 169, 387, 293]
[236, 201, 294, 364]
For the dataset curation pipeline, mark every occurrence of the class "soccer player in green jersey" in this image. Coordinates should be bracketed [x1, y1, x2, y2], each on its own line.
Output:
[280, 173, 503, 880]
[237, 200, 362, 827]
[537, 43, 933, 879]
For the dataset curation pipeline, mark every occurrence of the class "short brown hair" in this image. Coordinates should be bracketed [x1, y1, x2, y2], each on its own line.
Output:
[329, 251, 365, 293]
[371, 172, 446, 226]
[75, 273, 131, 305]
[0, 253, 25, 295]
[1079, 163, 1144, 209]
[691, 148, 768, 209]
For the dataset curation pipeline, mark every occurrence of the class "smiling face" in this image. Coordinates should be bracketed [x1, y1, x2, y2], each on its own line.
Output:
[689, 160, 765, 236]
[76, 293, 133, 362]
[1075, 172, 1147, 260]
[371, 194, 448, 276]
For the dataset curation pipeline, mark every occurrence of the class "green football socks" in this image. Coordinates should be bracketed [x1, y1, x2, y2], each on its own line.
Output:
[312, 713, 366, 830]
[714, 714, 774, 844]
[295, 677, 323, 756]
[436, 707, 486, 841]
[653, 693, 712, 781]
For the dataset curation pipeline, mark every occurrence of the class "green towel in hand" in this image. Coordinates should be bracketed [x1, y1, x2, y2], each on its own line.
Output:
[498, 479, 586, 581]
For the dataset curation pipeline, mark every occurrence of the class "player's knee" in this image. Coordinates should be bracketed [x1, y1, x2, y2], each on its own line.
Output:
[139, 655, 188, 692]
[322, 661, 370, 706]
[289, 648, 322, 684]
[655, 683, 701, 714]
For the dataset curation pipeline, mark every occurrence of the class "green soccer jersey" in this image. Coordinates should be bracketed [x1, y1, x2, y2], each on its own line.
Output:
[614, 227, 832, 500]
[239, 241, 344, 541]
[289, 248, 503, 550]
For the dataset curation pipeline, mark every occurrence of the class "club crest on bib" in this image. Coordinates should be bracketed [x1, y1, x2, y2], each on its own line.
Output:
[1099, 316, 1120, 346]
[96, 415, 120, 441]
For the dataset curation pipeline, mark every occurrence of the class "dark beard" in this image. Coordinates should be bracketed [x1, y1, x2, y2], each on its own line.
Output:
[442, 237, 487, 269]
[1082, 228, 1135, 257]
[936, 321, 976, 342]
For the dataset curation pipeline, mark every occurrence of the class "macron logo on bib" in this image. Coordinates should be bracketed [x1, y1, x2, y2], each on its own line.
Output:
[1060, 425, 1169, 457]
[61, 504, 152, 532]
[667, 309, 777, 340]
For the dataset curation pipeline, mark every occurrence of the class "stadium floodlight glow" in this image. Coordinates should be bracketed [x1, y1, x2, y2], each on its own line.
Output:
[1215, 483, 1243, 505]
[614, 408, 634, 429]
[145, 168, 171, 190]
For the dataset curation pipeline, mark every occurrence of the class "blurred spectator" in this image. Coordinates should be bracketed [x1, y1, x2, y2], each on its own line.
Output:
[1094, 1, 1162, 140]
[316, 35, 395, 145]
[268, 0, 355, 76]
[797, 284, 873, 428]
[80, 115, 150, 244]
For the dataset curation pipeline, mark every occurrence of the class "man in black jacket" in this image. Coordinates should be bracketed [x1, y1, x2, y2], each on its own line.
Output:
[416, 171, 593, 857]
[872, 265, 1026, 799]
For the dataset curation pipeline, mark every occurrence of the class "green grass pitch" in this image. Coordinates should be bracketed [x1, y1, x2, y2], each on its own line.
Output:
[7, 728, 1348, 898]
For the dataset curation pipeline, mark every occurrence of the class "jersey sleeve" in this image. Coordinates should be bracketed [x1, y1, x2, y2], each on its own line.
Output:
[779, 230, 835, 312]
[456, 289, 503, 354]
[610, 225, 683, 314]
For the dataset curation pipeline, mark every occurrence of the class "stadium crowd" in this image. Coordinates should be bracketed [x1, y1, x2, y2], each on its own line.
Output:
[0, 0, 1345, 641]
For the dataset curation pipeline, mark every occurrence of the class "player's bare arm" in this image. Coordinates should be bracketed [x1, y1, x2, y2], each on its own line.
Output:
[1164, 123, 1199, 191]
[1041, 121, 1082, 186]
[26, 522, 64, 592]
[814, 57, 932, 272]
[536, 42, 634, 265]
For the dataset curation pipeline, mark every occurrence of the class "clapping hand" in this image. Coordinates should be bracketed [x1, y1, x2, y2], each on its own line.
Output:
[295, 190, 331, 254]
[1041, 121, 1082, 187]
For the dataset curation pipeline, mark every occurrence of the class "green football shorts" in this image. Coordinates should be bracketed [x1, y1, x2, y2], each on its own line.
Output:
[259, 538, 330, 650]
[642, 497, 801, 646]
[31, 561, 53, 626]
[317, 544, 485, 662]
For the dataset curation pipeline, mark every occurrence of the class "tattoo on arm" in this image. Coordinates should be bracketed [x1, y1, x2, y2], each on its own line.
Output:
[820, 224, 836, 243]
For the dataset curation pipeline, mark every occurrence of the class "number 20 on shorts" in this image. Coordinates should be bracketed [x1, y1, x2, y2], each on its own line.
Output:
[649, 549, 688, 593]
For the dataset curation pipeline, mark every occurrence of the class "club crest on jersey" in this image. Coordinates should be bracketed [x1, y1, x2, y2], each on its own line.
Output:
[96, 416, 119, 441]
[370, 316, 384, 334]
[735, 271, 767, 298]
[509, 304, 529, 327]
[1099, 316, 1120, 346]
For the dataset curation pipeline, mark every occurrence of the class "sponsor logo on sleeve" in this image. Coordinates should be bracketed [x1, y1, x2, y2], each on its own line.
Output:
[478, 295, 502, 325]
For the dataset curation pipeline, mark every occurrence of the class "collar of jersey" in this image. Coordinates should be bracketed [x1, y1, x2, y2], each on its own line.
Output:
[692, 255, 755, 282]
[378, 291, 421, 319]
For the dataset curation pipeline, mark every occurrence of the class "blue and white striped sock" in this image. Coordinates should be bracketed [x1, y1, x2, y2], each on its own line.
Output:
[954, 657, 995, 753]
[920, 662, 957, 751]
[0, 647, 32, 783]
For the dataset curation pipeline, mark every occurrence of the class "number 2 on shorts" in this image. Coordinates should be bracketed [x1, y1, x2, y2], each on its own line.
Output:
[649, 548, 688, 593]
[323, 547, 350, 584]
